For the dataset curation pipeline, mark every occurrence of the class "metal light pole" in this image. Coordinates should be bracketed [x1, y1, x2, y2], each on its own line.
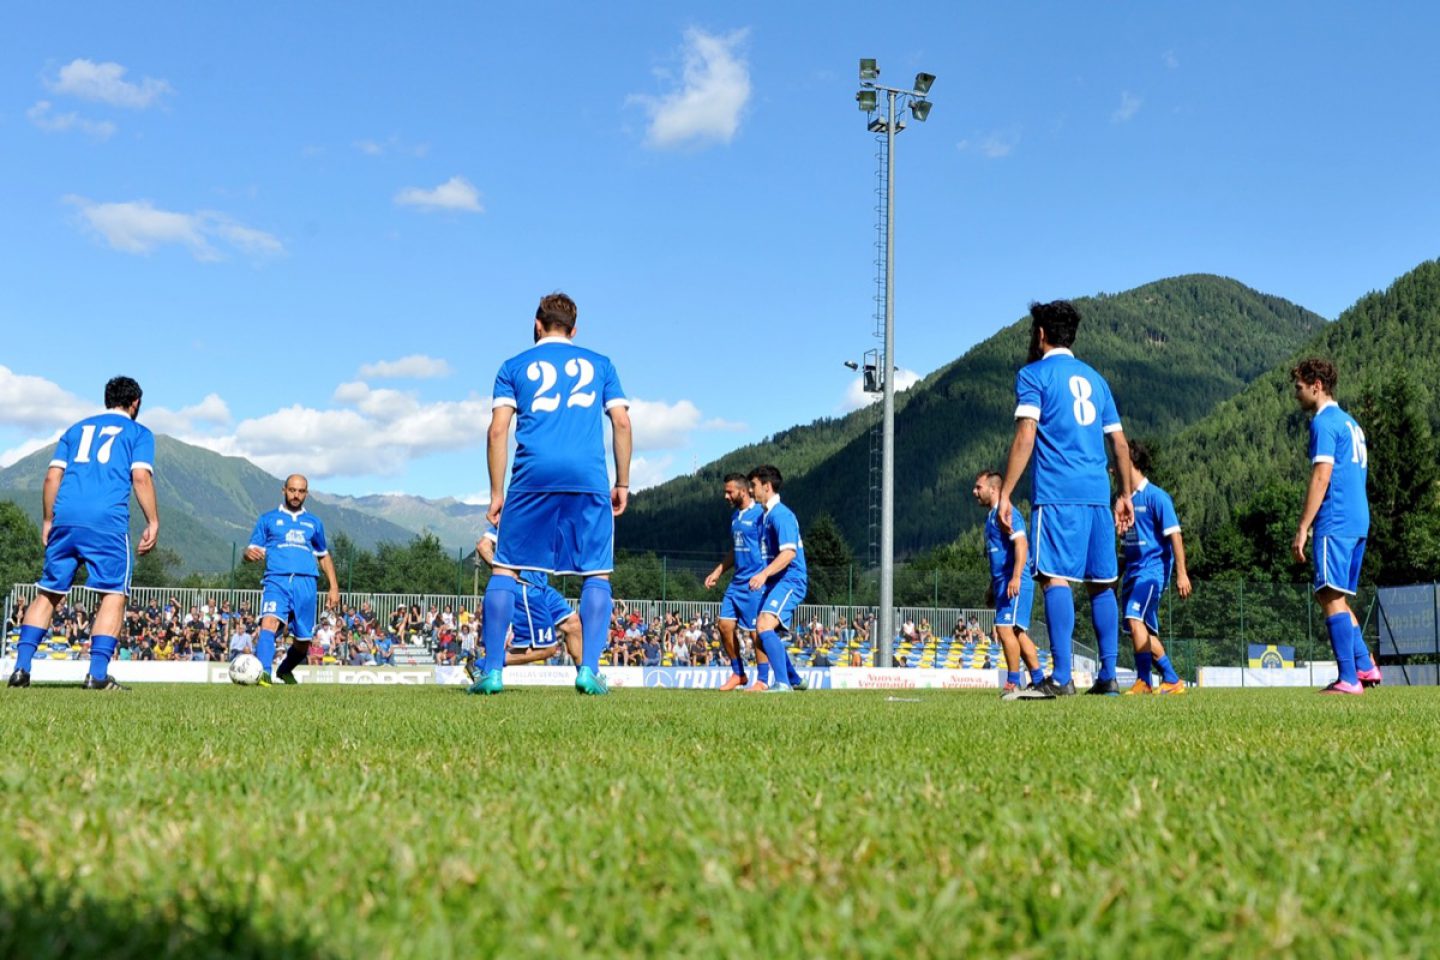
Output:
[856, 59, 934, 668]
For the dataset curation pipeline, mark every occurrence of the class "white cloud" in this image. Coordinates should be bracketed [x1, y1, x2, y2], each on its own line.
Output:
[0, 365, 97, 430]
[47, 58, 171, 109]
[1112, 91, 1142, 123]
[358, 355, 453, 379]
[701, 417, 747, 432]
[26, 100, 116, 140]
[0, 433, 63, 469]
[840, 368, 922, 413]
[628, 455, 677, 492]
[957, 130, 1019, 159]
[630, 28, 751, 148]
[628, 398, 703, 451]
[64, 196, 284, 261]
[394, 176, 483, 213]
[142, 393, 231, 435]
[354, 136, 429, 158]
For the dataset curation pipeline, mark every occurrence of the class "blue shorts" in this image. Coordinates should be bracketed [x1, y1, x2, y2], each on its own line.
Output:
[39, 525, 132, 595]
[1121, 575, 1165, 634]
[758, 578, 805, 634]
[719, 580, 763, 632]
[1033, 504, 1118, 583]
[495, 490, 613, 576]
[512, 581, 575, 649]
[993, 576, 1034, 631]
[1314, 536, 1365, 596]
[260, 574, 319, 640]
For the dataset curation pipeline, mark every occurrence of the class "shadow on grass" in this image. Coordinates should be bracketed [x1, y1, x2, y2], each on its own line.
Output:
[0, 884, 334, 960]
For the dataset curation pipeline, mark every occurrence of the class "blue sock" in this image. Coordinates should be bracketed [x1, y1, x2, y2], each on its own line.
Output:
[1030, 666, 1045, 686]
[1044, 585, 1075, 685]
[1327, 612, 1357, 685]
[256, 629, 276, 675]
[758, 631, 793, 686]
[757, 661, 771, 684]
[1351, 621, 1374, 673]
[579, 578, 612, 672]
[730, 656, 745, 677]
[16, 624, 45, 673]
[1091, 590, 1119, 682]
[1134, 650, 1153, 685]
[1156, 654, 1179, 685]
[89, 634, 117, 682]
[1006, 670, 1021, 687]
[481, 576, 518, 674]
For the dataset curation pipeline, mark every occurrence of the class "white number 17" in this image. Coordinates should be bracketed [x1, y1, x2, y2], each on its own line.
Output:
[73, 425, 123, 464]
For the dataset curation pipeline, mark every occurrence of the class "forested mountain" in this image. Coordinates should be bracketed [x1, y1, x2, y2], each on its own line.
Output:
[620, 275, 1325, 557]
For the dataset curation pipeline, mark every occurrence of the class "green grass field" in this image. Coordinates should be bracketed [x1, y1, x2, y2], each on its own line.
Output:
[0, 685, 1435, 959]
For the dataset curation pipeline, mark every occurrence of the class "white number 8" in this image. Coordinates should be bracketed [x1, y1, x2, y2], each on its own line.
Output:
[1069, 376, 1096, 425]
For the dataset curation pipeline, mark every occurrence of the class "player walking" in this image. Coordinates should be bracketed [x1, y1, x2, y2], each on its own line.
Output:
[998, 301, 1135, 697]
[1118, 442, 1191, 695]
[471, 292, 632, 696]
[971, 470, 1049, 699]
[7, 376, 159, 691]
[746, 465, 809, 694]
[1290, 359, 1381, 694]
[703, 473, 771, 691]
[243, 475, 340, 685]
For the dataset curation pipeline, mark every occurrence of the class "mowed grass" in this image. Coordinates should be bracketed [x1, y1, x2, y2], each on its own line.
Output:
[0, 685, 1437, 959]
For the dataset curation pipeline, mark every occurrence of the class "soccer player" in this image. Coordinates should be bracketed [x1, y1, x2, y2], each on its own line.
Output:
[243, 475, 340, 685]
[703, 473, 770, 691]
[1289, 358, 1381, 694]
[746, 465, 809, 694]
[471, 291, 632, 696]
[970, 470, 1049, 699]
[998, 300, 1135, 697]
[1118, 441, 1191, 695]
[476, 524, 582, 667]
[7, 376, 159, 691]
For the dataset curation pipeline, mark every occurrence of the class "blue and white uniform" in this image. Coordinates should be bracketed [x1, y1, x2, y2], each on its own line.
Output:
[719, 502, 765, 631]
[483, 524, 574, 649]
[491, 336, 628, 576]
[1121, 478, 1181, 633]
[1309, 401, 1369, 595]
[1015, 347, 1123, 582]
[985, 506, 1035, 631]
[248, 506, 329, 640]
[40, 412, 155, 595]
[757, 496, 808, 633]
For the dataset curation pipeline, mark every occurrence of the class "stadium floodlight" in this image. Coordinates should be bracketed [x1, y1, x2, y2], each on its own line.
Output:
[856, 89, 877, 112]
[913, 72, 935, 95]
[911, 100, 932, 122]
[860, 58, 879, 80]
[843, 360, 860, 371]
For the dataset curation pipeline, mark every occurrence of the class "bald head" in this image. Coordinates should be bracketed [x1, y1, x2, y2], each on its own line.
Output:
[283, 475, 310, 512]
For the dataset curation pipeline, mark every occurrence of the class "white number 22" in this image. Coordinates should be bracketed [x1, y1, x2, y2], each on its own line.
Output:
[73, 425, 123, 464]
[526, 358, 597, 412]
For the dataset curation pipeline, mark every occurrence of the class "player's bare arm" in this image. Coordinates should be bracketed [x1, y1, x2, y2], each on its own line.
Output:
[1106, 429, 1136, 533]
[608, 404, 632, 517]
[477, 536, 497, 566]
[748, 549, 795, 592]
[40, 465, 63, 546]
[704, 553, 734, 590]
[243, 545, 265, 563]
[132, 467, 160, 555]
[486, 405, 516, 526]
[1292, 461, 1333, 563]
[1170, 531, 1192, 599]
[319, 553, 341, 610]
[1008, 533, 1028, 599]
[998, 418, 1037, 534]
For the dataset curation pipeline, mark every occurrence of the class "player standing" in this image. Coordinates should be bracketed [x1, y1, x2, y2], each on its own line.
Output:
[998, 301, 1135, 697]
[471, 292, 632, 696]
[476, 523, 582, 667]
[703, 473, 772, 691]
[1118, 441, 1191, 695]
[1289, 359, 1381, 694]
[746, 465, 809, 693]
[243, 475, 340, 685]
[7, 376, 159, 691]
[971, 470, 1049, 699]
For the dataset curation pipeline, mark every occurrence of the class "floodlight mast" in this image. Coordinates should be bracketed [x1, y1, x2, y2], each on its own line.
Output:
[855, 58, 934, 669]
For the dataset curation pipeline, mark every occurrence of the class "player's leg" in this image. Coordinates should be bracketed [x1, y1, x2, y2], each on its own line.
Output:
[557, 611, 582, 665]
[1083, 505, 1122, 695]
[73, 528, 133, 690]
[1121, 578, 1152, 694]
[755, 582, 803, 692]
[273, 579, 316, 683]
[1032, 506, 1081, 696]
[1146, 593, 1183, 693]
[995, 623, 1023, 693]
[1315, 536, 1364, 694]
[717, 618, 747, 691]
[84, 591, 129, 688]
[255, 574, 289, 683]
[1015, 629, 1045, 685]
[1347, 539, 1381, 686]
[12, 526, 87, 685]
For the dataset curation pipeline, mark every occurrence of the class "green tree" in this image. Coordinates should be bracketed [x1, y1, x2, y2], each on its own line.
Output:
[1358, 369, 1440, 584]
[131, 546, 183, 588]
[0, 501, 42, 591]
[804, 513, 854, 603]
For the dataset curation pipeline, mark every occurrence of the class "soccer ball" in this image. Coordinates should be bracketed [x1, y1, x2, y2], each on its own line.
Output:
[229, 654, 264, 686]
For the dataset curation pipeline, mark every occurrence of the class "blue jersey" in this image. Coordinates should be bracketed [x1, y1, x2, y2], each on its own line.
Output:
[985, 506, 1032, 583]
[249, 507, 329, 578]
[483, 522, 549, 589]
[730, 502, 765, 580]
[759, 497, 808, 587]
[1014, 348, 1122, 506]
[1123, 479, 1180, 581]
[492, 337, 628, 495]
[50, 412, 155, 534]
[1309, 402, 1370, 537]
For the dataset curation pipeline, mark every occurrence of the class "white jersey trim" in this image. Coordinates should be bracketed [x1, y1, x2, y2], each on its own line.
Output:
[49, 459, 67, 469]
[1103, 423, 1123, 434]
[604, 398, 630, 410]
[1014, 403, 1041, 420]
[131, 462, 154, 473]
[1163, 525, 1182, 536]
[492, 397, 518, 409]
[1313, 454, 1335, 464]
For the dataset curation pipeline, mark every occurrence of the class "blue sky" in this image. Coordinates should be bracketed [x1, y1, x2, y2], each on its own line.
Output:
[3, 1, 1438, 499]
